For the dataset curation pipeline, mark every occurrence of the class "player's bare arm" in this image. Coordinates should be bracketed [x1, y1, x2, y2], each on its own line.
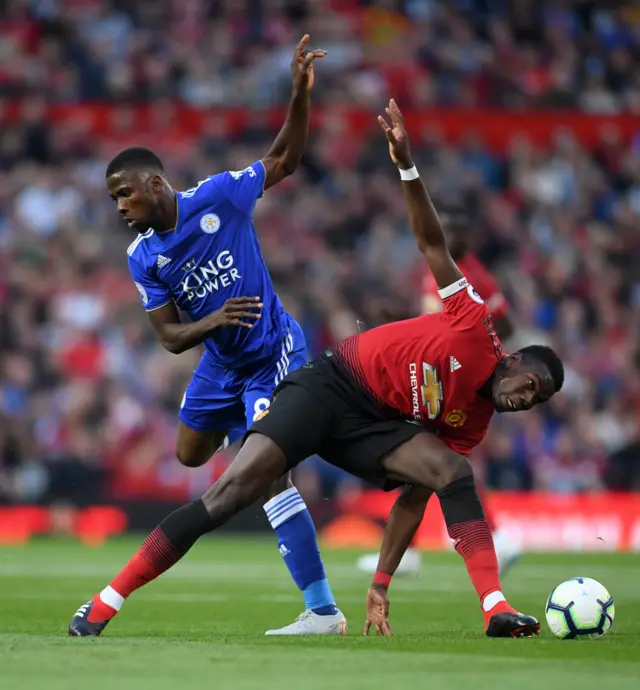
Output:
[261, 35, 326, 190]
[364, 485, 433, 637]
[147, 297, 263, 355]
[377, 485, 432, 577]
[378, 100, 463, 289]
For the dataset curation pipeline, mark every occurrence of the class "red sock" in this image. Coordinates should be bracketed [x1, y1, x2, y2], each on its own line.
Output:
[474, 483, 496, 532]
[448, 518, 514, 627]
[88, 527, 182, 623]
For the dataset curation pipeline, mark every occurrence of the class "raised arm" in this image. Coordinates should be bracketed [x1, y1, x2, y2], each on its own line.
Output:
[378, 100, 463, 289]
[261, 35, 326, 191]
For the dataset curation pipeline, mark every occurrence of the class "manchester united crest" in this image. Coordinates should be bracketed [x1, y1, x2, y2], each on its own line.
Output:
[445, 409, 467, 428]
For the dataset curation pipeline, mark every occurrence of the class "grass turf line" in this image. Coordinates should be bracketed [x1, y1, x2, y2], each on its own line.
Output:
[0, 537, 638, 690]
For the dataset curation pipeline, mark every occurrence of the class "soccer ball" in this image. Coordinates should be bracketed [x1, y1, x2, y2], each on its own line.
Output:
[545, 577, 615, 639]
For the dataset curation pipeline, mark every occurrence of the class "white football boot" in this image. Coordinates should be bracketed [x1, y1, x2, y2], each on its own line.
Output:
[265, 609, 347, 636]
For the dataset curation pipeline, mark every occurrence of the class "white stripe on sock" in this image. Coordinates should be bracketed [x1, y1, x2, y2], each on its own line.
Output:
[482, 590, 506, 611]
[100, 585, 125, 612]
[268, 503, 306, 530]
[263, 487, 301, 515]
[267, 498, 304, 523]
[265, 491, 302, 511]
[264, 488, 307, 530]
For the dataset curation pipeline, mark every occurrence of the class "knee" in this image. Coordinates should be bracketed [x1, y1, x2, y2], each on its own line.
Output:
[433, 452, 473, 491]
[176, 446, 208, 468]
[202, 434, 287, 524]
[201, 470, 256, 527]
[201, 475, 236, 527]
[176, 434, 225, 468]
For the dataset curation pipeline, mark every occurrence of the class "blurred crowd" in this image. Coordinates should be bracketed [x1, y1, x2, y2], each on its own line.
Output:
[3, 0, 640, 111]
[2, 0, 640, 507]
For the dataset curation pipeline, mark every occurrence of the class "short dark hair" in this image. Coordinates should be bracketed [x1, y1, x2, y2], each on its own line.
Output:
[519, 344, 564, 392]
[106, 147, 164, 178]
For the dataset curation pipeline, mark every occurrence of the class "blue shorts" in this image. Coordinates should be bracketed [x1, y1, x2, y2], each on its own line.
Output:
[179, 321, 307, 442]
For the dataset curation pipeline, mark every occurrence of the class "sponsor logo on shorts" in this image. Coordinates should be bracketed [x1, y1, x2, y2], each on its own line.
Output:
[445, 409, 467, 428]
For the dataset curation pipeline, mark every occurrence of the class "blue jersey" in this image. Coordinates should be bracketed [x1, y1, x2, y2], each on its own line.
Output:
[127, 161, 289, 367]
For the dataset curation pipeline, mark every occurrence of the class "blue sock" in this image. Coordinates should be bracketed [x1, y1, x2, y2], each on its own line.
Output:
[264, 487, 338, 616]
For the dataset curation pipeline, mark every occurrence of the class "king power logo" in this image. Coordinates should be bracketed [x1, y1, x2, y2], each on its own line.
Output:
[180, 250, 242, 302]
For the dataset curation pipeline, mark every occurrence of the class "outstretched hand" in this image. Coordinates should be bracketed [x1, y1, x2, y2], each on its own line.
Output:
[364, 585, 394, 637]
[291, 34, 327, 92]
[377, 99, 413, 170]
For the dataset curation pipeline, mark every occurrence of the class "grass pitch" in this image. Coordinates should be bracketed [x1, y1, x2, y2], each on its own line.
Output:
[0, 537, 638, 690]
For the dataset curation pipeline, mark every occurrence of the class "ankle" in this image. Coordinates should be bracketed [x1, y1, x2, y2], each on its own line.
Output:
[482, 590, 506, 612]
[87, 593, 119, 623]
[482, 594, 515, 626]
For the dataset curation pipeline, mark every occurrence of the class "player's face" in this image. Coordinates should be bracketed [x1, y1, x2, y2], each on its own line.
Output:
[492, 356, 555, 413]
[107, 171, 163, 232]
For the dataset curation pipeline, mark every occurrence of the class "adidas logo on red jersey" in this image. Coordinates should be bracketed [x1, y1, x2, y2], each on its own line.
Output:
[450, 356, 462, 372]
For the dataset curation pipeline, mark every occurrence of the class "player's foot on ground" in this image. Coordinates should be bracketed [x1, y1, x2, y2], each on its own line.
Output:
[68, 597, 118, 637]
[265, 609, 347, 636]
[493, 528, 523, 578]
[485, 605, 540, 639]
[357, 548, 421, 576]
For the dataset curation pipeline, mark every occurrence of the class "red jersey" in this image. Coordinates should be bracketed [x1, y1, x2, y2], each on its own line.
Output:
[337, 278, 503, 456]
[422, 253, 508, 320]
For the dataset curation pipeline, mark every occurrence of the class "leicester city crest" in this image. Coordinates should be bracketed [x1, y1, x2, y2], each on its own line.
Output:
[200, 213, 220, 234]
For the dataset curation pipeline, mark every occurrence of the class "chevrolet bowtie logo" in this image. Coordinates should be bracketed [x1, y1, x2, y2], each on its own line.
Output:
[182, 260, 196, 272]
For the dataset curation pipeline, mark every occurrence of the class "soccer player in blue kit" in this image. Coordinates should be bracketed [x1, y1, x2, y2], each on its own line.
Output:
[69, 36, 346, 637]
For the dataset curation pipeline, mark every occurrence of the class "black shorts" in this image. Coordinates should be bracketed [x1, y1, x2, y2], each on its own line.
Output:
[248, 353, 427, 491]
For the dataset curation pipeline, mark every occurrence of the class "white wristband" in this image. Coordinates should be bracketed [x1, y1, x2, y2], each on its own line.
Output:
[399, 165, 419, 181]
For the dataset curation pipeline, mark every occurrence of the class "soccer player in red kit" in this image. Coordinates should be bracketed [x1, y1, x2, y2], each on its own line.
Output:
[68, 101, 563, 639]
[356, 213, 520, 578]
[421, 215, 523, 575]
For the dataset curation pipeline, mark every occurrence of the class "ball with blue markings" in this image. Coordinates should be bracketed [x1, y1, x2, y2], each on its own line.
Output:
[545, 577, 615, 639]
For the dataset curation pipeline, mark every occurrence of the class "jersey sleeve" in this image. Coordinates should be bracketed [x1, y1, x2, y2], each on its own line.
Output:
[127, 257, 173, 312]
[216, 161, 266, 214]
[438, 277, 490, 330]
